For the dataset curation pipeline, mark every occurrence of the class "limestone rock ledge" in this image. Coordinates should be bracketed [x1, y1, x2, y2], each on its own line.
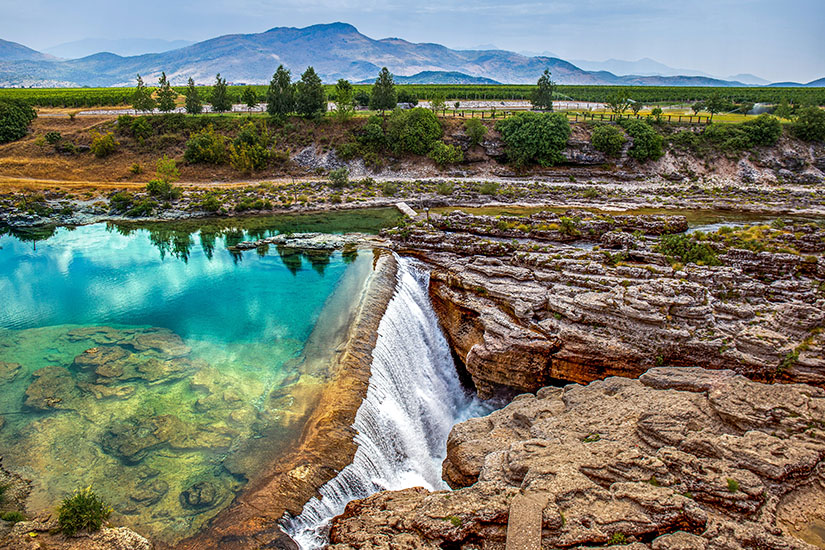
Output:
[328, 368, 825, 550]
[389, 212, 825, 398]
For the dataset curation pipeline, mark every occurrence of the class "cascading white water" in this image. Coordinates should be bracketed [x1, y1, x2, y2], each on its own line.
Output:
[282, 256, 487, 549]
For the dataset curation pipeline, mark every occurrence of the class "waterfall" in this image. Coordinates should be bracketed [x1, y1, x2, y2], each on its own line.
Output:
[282, 257, 486, 549]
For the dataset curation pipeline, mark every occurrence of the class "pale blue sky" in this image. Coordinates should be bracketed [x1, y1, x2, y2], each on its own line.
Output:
[1, 0, 823, 82]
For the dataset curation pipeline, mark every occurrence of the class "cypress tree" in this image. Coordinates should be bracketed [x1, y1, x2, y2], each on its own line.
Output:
[295, 66, 327, 119]
[183, 78, 203, 114]
[210, 74, 232, 113]
[132, 74, 156, 113]
[370, 67, 397, 114]
[266, 65, 295, 119]
[156, 72, 178, 113]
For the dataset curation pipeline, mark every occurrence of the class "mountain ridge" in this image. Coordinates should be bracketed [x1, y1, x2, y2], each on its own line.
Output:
[0, 23, 820, 87]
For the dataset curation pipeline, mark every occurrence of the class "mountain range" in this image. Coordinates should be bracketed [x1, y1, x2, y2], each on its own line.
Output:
[0, 23, 821, 88]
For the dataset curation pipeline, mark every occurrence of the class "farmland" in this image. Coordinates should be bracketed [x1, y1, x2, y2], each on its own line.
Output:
[1, 84, 823, 109]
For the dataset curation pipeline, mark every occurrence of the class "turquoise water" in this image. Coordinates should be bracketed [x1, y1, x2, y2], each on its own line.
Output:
[0, 216, 381, 543]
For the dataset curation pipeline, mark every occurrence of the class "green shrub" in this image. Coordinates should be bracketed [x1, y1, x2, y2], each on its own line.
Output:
[90, 132, 118, 158]
[386, 108, 443, 155]
[618, 119, 663, 162]
[235, 197, 273, 211]
[45, 131, 62, 145]
[381, 181, 399, 197]
[328, 167, 350, 188]
[116, 114, 134, 134]
[359, 116, 386, 149]
[792, 106, 825, 142]
[477, 182, 499, 195]
[608, 533, 627, 545]
[126, 199, 157, 217]
[197, 194, 222, 212]
[57, 487, 112, 536]
[655, 234, 720, 266]
[129, 163, 143, 175]
[495, 112, 571, 167]
[109, 191, 134, 212]
[0, 99, 37, 144]
[130, 116, 153, 140]
[464, 118, 488, 146]
[184, 125, 228, 164]
[590, 124, 626, 156]
[1, 511, 25, 523]
[436, 181, 454, 195]
[229, 142, 270, 173]
[741, 114, 782, 146]
[336, 142, 359, 161]
[428, 141, 464, 166]
[146, 180, 181, 201]
[727, 478, 739, 493]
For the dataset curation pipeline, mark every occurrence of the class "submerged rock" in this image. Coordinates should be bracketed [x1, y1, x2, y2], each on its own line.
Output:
[0, 362, 21, 383]
[24, 366, 82, 410]
[329, 368, 825, 549]
[179, 481, 220, 510]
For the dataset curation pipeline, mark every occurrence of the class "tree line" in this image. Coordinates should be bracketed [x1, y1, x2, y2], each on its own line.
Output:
[130, 66, 406, 119]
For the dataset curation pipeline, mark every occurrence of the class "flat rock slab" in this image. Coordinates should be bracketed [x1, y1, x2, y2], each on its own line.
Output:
[395, 202, 418, 218]
[506, 492, 548, 550]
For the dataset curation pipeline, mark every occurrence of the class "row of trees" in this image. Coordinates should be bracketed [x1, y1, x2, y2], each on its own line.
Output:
[130, 66, 404, 119]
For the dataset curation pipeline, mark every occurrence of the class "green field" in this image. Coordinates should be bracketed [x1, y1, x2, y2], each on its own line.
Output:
[1, 83, 823, 109]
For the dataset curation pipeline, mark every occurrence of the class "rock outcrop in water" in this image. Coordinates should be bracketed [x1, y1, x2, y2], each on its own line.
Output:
[328, 368, 825, 549]
[389, 212, 825, 398]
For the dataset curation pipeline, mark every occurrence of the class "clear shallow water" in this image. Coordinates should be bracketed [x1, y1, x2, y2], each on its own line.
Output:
[0, 217, 383, 544]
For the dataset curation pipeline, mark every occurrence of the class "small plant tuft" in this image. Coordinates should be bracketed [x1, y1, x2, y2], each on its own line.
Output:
[727, 478, 739, 493]
[57, 487, 112, 536]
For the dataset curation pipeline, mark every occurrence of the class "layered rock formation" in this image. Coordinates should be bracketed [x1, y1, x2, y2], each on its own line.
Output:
[328, 368, 825, 549]
[389, 211, 825, 398]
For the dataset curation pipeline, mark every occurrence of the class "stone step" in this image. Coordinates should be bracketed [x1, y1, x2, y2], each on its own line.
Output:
[506, 492, 547, 550]
[395, 201, 418, 218]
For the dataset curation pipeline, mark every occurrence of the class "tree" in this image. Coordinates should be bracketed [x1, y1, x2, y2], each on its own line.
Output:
[210, 74, 232, 113]
[704, 93, 730, 121]
[791, 105, 825, 142]
[266, 65, 295, 119]
[132, 74, 156, 114]
[530, 69, 555, 111]
[495, 112, 571, 167]
[295, 66, 327, 119]
[464, 118, 488, 146]
[606, 90, 631, 117]
[370, 67, 397, 114]
[630, 101, 642, 116]
[651, 107, 663, 121]
[156, 72, 178, 113]
[691, 102, 704, 116]
[773, 97, 794, 120]
[334, 79, 355, 121]
[430, 92, 446, 113]
[386, 108, 442, 155]
[183, 78, 203, 115]
[241, 86, 258, 112]
[0, 99, 37, 144]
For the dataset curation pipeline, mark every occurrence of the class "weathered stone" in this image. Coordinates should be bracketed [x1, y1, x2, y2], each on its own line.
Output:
[73, 346, 130, 371]
[329, 370, 825, 550]
[24, 366, 81, 410]
[0, 362, 21, 383]
[179, 481, 219, 509]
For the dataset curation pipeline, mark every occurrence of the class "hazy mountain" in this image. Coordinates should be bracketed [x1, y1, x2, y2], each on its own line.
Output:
[726, 73, 770, 85]
[569, 57, 711, 78]
[0, 24, 766, 87]
[43, 38, 194, 59]
[358, 71, 500, 85]
[0, 38, 54, 62]
[767, 77, 825, 87]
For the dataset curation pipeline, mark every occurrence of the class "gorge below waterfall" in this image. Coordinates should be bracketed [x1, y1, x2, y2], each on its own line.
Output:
[283, 257, 489, 549]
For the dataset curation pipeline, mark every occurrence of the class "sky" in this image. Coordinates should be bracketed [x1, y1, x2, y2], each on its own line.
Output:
[1, 0, 823, 83]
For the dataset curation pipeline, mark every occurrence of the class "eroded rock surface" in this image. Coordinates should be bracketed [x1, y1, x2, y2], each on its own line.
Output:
[329, 368, 825, 550]
[390, 212, 825, 397]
